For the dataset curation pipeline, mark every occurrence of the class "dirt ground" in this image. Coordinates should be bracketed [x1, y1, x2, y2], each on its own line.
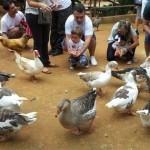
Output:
[0, 24, 150, 150]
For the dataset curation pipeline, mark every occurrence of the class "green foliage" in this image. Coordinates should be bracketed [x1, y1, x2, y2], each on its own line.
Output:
[117, 0, 134, 5]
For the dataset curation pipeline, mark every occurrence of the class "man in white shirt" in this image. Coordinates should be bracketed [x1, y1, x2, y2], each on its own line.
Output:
[1, 0, 26, 38]
[65, 3, 97, 66]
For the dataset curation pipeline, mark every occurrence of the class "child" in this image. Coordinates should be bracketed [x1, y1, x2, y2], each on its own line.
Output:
[66, 27, 88, 70]
[112, 34, 130, 58]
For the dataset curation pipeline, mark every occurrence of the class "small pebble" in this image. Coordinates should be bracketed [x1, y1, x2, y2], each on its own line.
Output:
[104, 133, 108, 137]
[65, 90, 68, 93]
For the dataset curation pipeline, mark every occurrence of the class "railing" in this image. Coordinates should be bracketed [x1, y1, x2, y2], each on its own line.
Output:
[81, 1, 135, 17]
[90, 5, 136, 17]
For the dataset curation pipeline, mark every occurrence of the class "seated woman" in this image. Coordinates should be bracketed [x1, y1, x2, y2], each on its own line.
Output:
[64, 27, 88, 70]
[107, 20, 139, 64]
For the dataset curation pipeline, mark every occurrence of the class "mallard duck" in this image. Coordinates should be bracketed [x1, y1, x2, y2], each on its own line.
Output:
[0, 109, 37, 141]
[56, 89, 97, 135]
[14, 50, 44, 81]
[106, 70, 138, 114]
[136, 101, 150, 127]
[78, 61, 118, 96]
[0, 87, 35, 112]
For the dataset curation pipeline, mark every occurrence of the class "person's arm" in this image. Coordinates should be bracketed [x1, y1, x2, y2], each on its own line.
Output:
[128, 35, 139, 51]
[80, 17, 93, 53]
[65, 16, 72, 47]
[80, 35, 92, 53]
[143, 19, 150, 34]
[0, 20, 8, 38]
[26, 0, 51, 12]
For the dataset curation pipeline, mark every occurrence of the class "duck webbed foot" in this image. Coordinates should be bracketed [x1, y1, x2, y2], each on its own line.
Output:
[71, 128, 82, 135]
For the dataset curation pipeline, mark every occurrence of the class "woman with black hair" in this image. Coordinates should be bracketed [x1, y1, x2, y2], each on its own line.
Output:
[107, 20, 139, 65]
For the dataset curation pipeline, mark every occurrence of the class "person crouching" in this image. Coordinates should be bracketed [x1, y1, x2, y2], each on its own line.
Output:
[64, 27, 88, 70]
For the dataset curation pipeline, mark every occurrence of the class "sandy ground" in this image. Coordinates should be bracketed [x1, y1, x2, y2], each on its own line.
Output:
[0, 24, 150, 150]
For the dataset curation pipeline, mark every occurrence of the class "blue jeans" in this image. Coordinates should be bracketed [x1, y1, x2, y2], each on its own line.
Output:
[69, 55, 88, 67]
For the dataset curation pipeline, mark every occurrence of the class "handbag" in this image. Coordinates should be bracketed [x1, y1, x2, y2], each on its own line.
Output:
[38, 9, 52, 25]
[134, 0, 142, 6]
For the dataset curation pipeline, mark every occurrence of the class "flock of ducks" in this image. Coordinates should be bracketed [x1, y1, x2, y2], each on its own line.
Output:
[0, 35, 150, 140]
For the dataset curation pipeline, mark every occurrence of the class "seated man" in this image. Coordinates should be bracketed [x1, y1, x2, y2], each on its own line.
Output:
[1, 0, 30, 39]
[65, 3, 98, 66]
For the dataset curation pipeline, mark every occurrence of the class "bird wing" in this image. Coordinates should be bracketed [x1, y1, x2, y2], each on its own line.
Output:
[71, 92, 96, 115]
[79, 71, 102, 82]
[111, 85, 138, 108]
[0, 88, 15, 99]
[0, 110, 20, 134]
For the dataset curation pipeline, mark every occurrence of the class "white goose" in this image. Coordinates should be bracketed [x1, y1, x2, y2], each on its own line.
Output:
[106, 70, 138, 114]
[136, 101, 150, 127]
[78, 61, 118, 96]
[0, 109, 37, 141]
[14, 50, 44, 81]
[56, 89, 97, 135]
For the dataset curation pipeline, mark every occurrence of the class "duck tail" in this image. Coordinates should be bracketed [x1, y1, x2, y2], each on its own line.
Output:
[19, 112, 37, 125]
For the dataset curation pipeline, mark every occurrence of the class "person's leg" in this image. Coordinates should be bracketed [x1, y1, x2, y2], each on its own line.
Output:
[50, 11, 58, 53]
[26, 14, 50, 73]
[69, 56, 78, 69]
[107, 42, 116, 61]
[88, 35, 97, 65]
[26, 14, 42, 50]
[51, 5, 72, 56]
[7, 27, 23, 39]
[135, 6, 142, 35]
[124, 48, 136, 64]
[41, 24, 50, 67]
[79, 55, 88, 67]
[144, 33, 150, 57]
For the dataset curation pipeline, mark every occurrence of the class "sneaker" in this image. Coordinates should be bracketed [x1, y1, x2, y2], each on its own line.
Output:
[90, 56, 98, 66]
[69, 66, 74, 70]
[126, 60, 133, 65]
[85, 65, 89, 68]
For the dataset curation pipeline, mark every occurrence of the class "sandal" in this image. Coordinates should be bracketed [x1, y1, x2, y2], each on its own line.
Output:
[42, 67, 52, 74]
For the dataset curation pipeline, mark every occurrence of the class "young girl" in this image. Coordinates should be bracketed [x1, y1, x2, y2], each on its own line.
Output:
[66, 27, 88, 69]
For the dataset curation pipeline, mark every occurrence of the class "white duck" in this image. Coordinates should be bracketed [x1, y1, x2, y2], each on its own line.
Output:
[105, 70, 138, 114]
[136, 101, 150, 127]
[0, 87, 35, 112]
[0, 109, 37, 141]
[56, 89, 97, 135]
[14, 50, 44, 81]
[78, 61, 118, 96]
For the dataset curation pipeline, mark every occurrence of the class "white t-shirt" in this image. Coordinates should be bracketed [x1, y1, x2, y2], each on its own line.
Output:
[0, 11, 25, 33]
[107, 22, 137, 44]
[55, 0, 71, 11]
[67, 39, 86, 55]
[65, 14, 93, 36]
[25, 0, 52, 15]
